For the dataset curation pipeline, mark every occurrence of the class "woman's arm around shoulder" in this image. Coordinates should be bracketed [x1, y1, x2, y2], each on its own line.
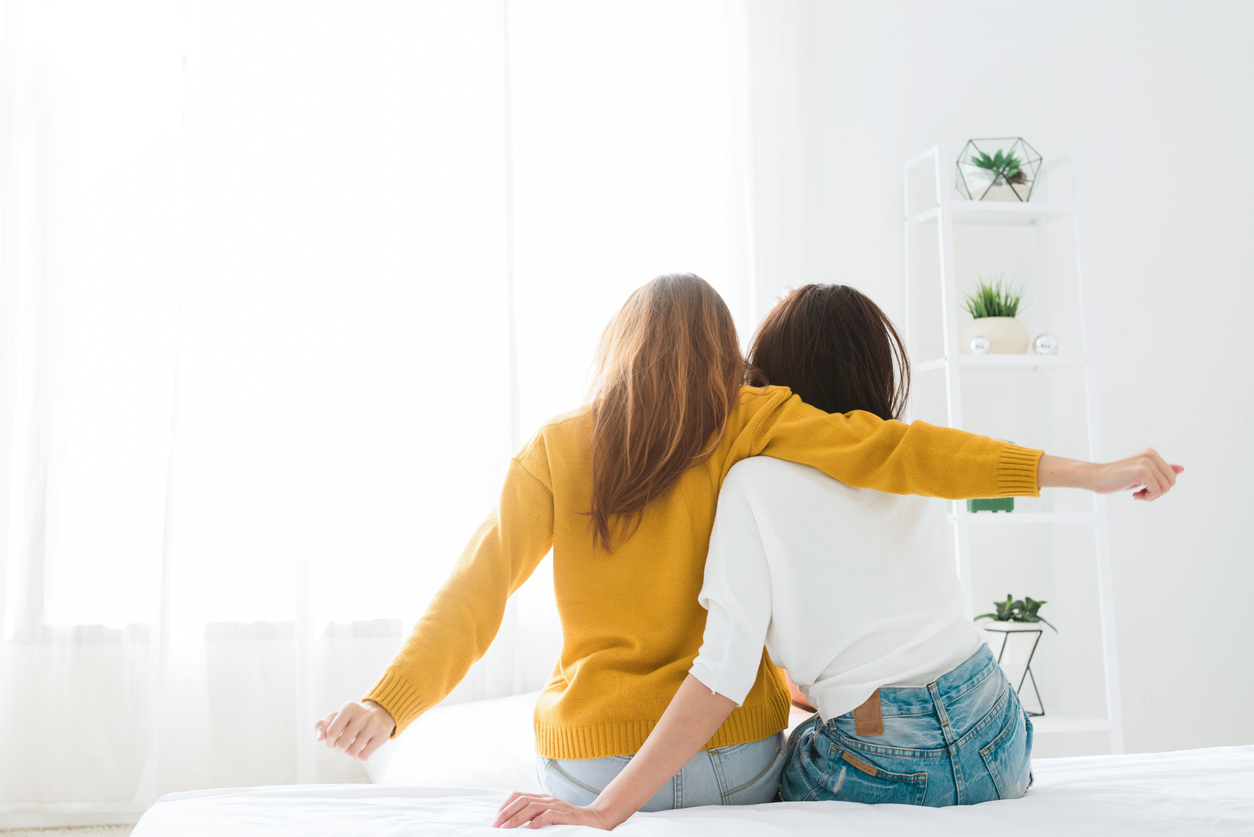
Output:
[742, 389, 1181, 502]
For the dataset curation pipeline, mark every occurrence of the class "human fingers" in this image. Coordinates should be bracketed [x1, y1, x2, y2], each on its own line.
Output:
[346, 714, 390, 759]
[328, 706, 370, 751]
[323, 703, 358, 748]
[494, 794, 543, 827]
[498, 801, 558, 829]
[1138, 461, 1165, 501]
[344, 723, 379, 759]
[526, 809, 564, 829]
[496, 793, 529, 818]
[1111, 452, 1161, 499]
[526, 807, 608, 830]
[355, 732, 388, 762]
[1137, 464, 1184, 496]
[314, 711, 336, 741]
[335, 710, 372, 754]
[1142, 449, 1177, 497]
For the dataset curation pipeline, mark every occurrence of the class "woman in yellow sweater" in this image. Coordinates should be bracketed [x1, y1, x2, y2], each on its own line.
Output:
[314, 274, 1177, 812]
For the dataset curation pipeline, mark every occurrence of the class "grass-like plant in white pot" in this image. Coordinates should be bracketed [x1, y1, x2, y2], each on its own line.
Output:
[959, 274, 1029, 354]
[975, 595, 1055, 715]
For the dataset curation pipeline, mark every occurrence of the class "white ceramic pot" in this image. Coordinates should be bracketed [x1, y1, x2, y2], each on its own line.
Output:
[980, 621, 1044, 669]
[960, 316, 1029, 354]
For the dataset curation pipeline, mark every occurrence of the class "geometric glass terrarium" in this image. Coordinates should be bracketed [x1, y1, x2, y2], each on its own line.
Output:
[956, 138, 1042, 202]
[977, 595, 1055, 716]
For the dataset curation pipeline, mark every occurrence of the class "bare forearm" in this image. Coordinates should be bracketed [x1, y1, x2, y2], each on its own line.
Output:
[1036, 454, 1097, 489]
[1038, 450, 1182, 501]
[589, 675, 736, 828]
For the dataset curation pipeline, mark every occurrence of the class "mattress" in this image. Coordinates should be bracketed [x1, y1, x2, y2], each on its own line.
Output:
[132, 744, 1254, 836]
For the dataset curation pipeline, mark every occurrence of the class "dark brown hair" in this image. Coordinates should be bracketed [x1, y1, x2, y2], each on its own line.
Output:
[588, 274, 747, 551]
[748, 284, 910, 420]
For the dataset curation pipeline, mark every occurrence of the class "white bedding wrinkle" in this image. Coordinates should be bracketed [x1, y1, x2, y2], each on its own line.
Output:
[131, 745, 1254, 837]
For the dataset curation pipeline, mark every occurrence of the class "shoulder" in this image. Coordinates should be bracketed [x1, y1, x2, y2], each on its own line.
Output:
[727, 457, 940, 518]
[724, 455, 814, 490]
[535, 405, 591, 438]
[725, 384, 793, 438]
[722, 457, 842, 507]
[523, 406, 591, 447]
[513, 406, 593, 486]
[733, 383, 792, 411]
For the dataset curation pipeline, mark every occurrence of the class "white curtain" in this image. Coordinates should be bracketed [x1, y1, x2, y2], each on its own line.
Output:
[0, 0, 800, 827]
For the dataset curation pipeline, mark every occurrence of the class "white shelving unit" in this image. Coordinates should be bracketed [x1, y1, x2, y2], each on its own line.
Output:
[903, 148, 1124, 752]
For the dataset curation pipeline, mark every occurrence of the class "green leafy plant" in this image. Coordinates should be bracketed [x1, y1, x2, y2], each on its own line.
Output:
[971, 148, 1028, 185]
[975, 594, 1057, 632]
[963, 273, 1025, 319]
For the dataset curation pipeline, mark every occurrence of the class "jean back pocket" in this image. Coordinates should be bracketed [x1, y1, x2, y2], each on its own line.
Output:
[979, 692, 1033, 800]
[810, 743, 928, 806]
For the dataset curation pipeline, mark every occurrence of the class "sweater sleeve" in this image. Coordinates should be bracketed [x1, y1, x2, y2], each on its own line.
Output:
[750, 393, 1042, 499]
[689, 471, 773, 706]
[362, 451, 555, 737]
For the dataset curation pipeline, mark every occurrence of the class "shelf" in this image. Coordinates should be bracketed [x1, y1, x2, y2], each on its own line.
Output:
[954, 512, 1097, 526]
[907, 149, 1122, 754]
[917, 355, 1084, 374]
[915, 201, 1074, 226]
[1026, 713, 1111, 735]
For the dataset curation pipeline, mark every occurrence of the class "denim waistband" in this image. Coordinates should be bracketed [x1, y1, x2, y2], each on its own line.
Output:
[835, 644, 998, 720]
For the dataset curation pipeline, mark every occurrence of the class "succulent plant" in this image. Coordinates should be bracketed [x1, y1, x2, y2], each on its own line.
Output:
[963, 273, 1025, 319]
[971, 149, 1028, 185]
[975, 594, 1057, 632]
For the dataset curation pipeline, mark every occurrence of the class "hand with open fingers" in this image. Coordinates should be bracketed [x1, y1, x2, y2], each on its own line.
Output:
[1090, 448, 1184, 501]
[492, 792, 615, 830]
[313, 700, 395, 762]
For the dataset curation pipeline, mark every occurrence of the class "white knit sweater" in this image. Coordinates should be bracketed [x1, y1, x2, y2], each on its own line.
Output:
[690, 457, 983, 722]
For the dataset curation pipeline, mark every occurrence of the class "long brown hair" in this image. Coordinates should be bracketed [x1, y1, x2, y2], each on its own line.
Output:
[749, 284, 910, 420]
[588, 274, 746, 551]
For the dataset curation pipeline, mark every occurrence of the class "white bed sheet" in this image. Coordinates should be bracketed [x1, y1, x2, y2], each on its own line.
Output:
[133, 744, 1254, 836]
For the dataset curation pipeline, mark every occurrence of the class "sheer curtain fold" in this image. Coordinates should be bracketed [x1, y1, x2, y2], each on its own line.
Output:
[0, 0, 784, 826]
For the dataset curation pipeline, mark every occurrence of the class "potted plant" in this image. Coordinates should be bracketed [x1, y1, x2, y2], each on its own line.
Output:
[959, 274, 1029, 354]
[955, 138, 1042, 202]
[975, 595, 1055, 715]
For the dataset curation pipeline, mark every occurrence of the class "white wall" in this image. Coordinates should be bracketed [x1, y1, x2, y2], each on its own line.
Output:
[752, 0, 1253, 754]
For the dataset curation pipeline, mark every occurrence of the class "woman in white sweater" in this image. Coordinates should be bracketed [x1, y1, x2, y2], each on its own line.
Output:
[494, 285, 1182, 829]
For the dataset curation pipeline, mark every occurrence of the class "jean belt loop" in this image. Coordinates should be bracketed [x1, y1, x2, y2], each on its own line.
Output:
[928, 681, 966, 804]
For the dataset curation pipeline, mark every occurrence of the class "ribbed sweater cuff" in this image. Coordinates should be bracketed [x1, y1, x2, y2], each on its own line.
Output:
[363, 672, 428, 739]
[998, 444, 1044, 497]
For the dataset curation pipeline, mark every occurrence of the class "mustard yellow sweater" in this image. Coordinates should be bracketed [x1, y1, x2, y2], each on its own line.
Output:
[365, 385, 1042, 760]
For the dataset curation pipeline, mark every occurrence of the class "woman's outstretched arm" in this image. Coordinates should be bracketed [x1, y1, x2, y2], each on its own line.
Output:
[746, 389, 1183, 502]
[315, 442, 556, 761]
[493, 676, 736, 830]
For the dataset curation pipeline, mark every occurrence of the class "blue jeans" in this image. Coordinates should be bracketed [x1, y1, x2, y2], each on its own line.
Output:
[537, 732, 786, 811]
[781, 645, 1033, 806]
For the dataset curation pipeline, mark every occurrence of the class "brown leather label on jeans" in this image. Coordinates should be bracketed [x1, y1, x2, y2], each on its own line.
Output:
[842, 750, 878, 776]
[854, 689, 884, 736]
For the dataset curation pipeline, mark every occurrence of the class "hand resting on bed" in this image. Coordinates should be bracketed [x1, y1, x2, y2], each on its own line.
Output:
[315, 700, 396, 761]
